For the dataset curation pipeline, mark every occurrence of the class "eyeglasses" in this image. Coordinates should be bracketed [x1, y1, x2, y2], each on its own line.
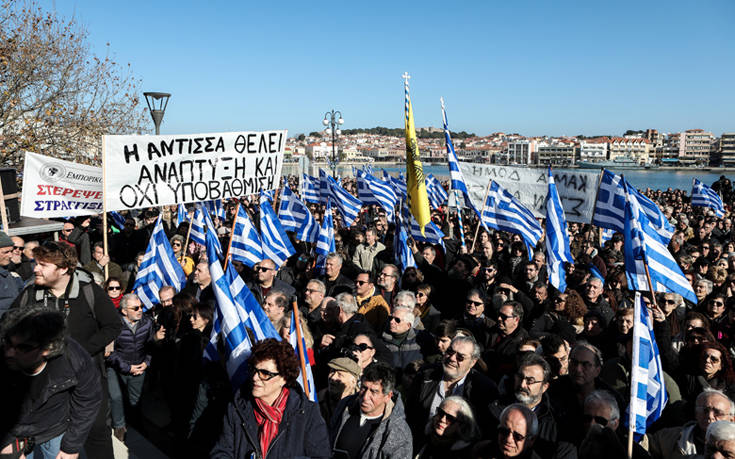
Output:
[253, 367, 280, 381]
[416, 292, 427, 298]
[466, 300, 484, 307]
[255, 266, 274, 273]
[445, 348, 468, 362]
[172, 242, 182, 247]
[516, 374, 544, 386]
[389, 316, 402, 324]
[378, 272, 395, 278]
[498, 426, 526, 443]
[712, 301, 725, 307]
[705, 353, 722, 363]
[12, 246, 22, 251]
[583, 414, 609, 426]
[128, 306, 142, 311]
[2, 336, 41, 353]
[664, 299, 677, 305]
[435, 408, 456, 423]
[305, 288, 322, 294]
[353, 343, 374, 352]
[355, 280, 369, 286]
[498, 312, 515, 321]
[107, 286, 122, 291]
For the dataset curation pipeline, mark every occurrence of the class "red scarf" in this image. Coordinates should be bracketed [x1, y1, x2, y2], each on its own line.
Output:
[253, 387, 290, 457]
[110, 295, 122, 309]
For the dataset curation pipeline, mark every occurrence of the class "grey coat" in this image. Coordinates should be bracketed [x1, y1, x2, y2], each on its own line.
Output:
[330, 392, 412, 459]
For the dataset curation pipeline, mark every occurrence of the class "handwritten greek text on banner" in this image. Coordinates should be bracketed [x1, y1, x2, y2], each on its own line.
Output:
[21, 151, 103, 218]
[104, 131, 287, 211]
[459, 162, 602, 223]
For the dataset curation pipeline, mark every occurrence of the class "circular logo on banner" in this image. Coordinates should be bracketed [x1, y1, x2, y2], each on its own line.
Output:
[41, 163, 66, 183]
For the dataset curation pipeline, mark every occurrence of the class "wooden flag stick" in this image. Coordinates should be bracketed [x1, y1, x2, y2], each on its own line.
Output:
[470, 180, 492, 254]
[0, 178, 9, 234]
[223, 202, 241, 271]
[101, 138, 109, 281]
[292, 300, 310, 395]
[182, 210, 193, 263]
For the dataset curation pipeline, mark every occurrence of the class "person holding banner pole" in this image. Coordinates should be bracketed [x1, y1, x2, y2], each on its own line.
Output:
[292, 300, 310, 394]
[470, 180, 493, 254]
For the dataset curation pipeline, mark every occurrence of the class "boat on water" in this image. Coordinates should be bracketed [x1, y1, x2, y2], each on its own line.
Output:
[577, 155, 655, 170]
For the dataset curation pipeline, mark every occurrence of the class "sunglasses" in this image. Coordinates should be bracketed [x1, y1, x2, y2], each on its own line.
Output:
[712, 301, 725, 307]
[127, 306, 142, 311]
[12, 246, 23, 251]
[416, 292, 427, 297]
[255, 266, 273, 273]
[498, 426, 526, 443]
[353, 343, 374, 352]
[435, 408, 456, 423]
[664, 299, 677, 305]
[107, 286, 122, 291]
[498, 312, 515, 321]
[445, 348, 468, 362]
[466, 300, 484, 307]
[355, 280, 369, 286]
[389, 316, 402, 323]
[705, 354, 722, 363]
[253, 367, 280, 381]
[583, 414, 609, 426]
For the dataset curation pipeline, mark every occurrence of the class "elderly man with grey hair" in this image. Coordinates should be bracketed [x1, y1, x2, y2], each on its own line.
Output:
[705, 420, 735, 459]
[407, 334, 498, 448]
[319, 252, 355, 297]
[316, 292, 373, 375]
[646, 388, 735, 459]
[381, 305, 425, 372]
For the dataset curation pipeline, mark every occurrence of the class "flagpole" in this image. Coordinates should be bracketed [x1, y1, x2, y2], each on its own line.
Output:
[591, 169, 606, 241]
[627, 423, 634, 459]
[453, 190, 467, 250]
[291, 300, 310, 394]
[223, 202, 241, 271]
[101, 137, 109, 281]
[182, 211, 193, 264]
[470, 180, 492, 253]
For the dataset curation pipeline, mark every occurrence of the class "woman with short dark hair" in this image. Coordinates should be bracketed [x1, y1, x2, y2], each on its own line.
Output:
[211, 338, 330, 458]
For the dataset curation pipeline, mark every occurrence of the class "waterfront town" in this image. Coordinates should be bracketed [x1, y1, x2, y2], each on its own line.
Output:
[287, 128, 735, 168]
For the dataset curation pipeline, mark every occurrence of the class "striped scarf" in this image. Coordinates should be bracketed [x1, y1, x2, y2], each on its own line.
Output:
[253, 387, 290, 457]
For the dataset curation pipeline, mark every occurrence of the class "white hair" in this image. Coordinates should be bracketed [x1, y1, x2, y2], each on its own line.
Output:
[392, 305, 415, 326]
[707, 420, 735, 444]
[394, 290, 416, 309]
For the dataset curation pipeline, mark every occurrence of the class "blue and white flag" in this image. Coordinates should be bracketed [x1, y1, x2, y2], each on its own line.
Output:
[441, 99, 482, 217]
[400, 201, 445, 250]
[425, 174, 448, 209]
[204, 199, 227, 221]
[301, 174, 320, 204]
[133, 215, 187, 311]
[545, 168, 573, 292]
[227, 259, 282, 341]
[623, 180, 696, 303]
[593, 170, 673, 244]
[259, 193, 296, 268]
[315, 198, 336, 271]
[481, 181, 543, 259]
[190, 208, 223, 259]
[230, 205, 263, 268]
[383, 170, 408, 200]
[628, 292, 667, 436]
[278, 185, 320, 243]
[109, 211, 126, 231]
[289, 310, 317, 402]
[177, 204, 188, 226]
[323, 170, 362, 226]
[601, 228, 615, 244]
[692, 179, 725, 217]
[394, 209, 416, 272]
[202, 224, 254, 390]
[356, 169, 397, 219]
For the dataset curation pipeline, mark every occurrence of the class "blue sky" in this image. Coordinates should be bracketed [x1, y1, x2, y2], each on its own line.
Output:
[49, 0, 734, 137]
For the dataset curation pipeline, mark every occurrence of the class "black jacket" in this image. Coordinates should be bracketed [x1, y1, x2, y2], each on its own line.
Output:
[320, 273, 355, 297]
[107, 315, 156, 374]
[0, 337, 102, 454]
[210, 385, 330, 459]
[246, 278, 296, 305]
[483, 326, 529, 382]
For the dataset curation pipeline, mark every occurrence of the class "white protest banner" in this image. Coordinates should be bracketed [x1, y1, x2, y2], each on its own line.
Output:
[459, 162, 601, 223]
[104, 130, 287, 211]
[21, 151, 103, 218]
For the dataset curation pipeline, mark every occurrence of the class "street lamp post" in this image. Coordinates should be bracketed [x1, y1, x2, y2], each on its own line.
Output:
[322, 110, 343, 178]
[143, 92, 171, 135]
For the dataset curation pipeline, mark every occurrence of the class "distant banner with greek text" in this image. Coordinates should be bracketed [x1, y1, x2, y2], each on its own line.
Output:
[104, 130, 287, 211]
[459, 162, 602, 223]
[21, 151, 103, 218]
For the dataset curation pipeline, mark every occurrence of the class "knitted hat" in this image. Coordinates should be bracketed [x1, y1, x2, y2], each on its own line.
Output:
[0, 231, 13, 248]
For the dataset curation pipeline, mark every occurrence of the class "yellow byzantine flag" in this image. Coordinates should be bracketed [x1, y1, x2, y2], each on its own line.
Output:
[403, 73, 431, 235]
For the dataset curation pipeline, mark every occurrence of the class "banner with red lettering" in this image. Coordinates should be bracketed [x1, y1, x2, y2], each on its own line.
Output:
[21, 151, 103, 218]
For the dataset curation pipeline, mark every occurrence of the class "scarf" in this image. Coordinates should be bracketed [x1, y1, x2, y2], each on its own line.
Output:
[110, 295, 122, 309]
[253, 387, 290, 457]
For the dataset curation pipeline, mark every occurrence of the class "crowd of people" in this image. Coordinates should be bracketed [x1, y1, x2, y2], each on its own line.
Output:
[3, 174, 735, 458]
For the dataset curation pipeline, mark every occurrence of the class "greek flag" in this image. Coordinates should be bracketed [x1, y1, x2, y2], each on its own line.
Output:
[190, 208, 223, 258]
[133, 215, 187, 311]
[441, 98, 481, 217]
[355, 169, 397, 219]
[229, 205, 263, 268]
[202, 224, 254, 390]
[204, 199, 227, 221]
[109, 211, 126, 231]
[692, 179, 725, 217]
[401, 201, 445, 250]
[289, 310, 317, 402]
[383, 170, 408, 200]
[601, 228, 615, 244]
[623, 180, 696, 303]
[228, 259, 282, 342]
[481, 181, 543, 259]
[278, 185, 319, 243]
[363, 164, 374, 175]
[545, 168, 573, 292]
[259, 193, 296, 268]
[301, 174, 320, 204]
[319, 169, 363, 226]
[628, 292, 667, 436]
[394, 210, 417, 271]
[176, 204, 187, 226]
[425, 174, 448, 209]
[315, 198, 336, 271]
[593, 170, 673, 244]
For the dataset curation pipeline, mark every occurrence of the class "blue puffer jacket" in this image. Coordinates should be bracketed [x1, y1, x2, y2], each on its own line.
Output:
[107, 315, 155, 374]
[210, 385, 330, 459]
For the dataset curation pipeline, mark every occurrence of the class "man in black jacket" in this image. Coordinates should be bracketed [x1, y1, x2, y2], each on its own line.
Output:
[246, 258, 296, 305]
[406, 334, 498, 447]
[0, 308, 102, 458]
[11, 241, 121, 459]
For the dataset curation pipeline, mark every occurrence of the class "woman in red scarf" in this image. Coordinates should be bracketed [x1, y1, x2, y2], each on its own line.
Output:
[211, 338, 330, 458]
[104, 277, 123, 309]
